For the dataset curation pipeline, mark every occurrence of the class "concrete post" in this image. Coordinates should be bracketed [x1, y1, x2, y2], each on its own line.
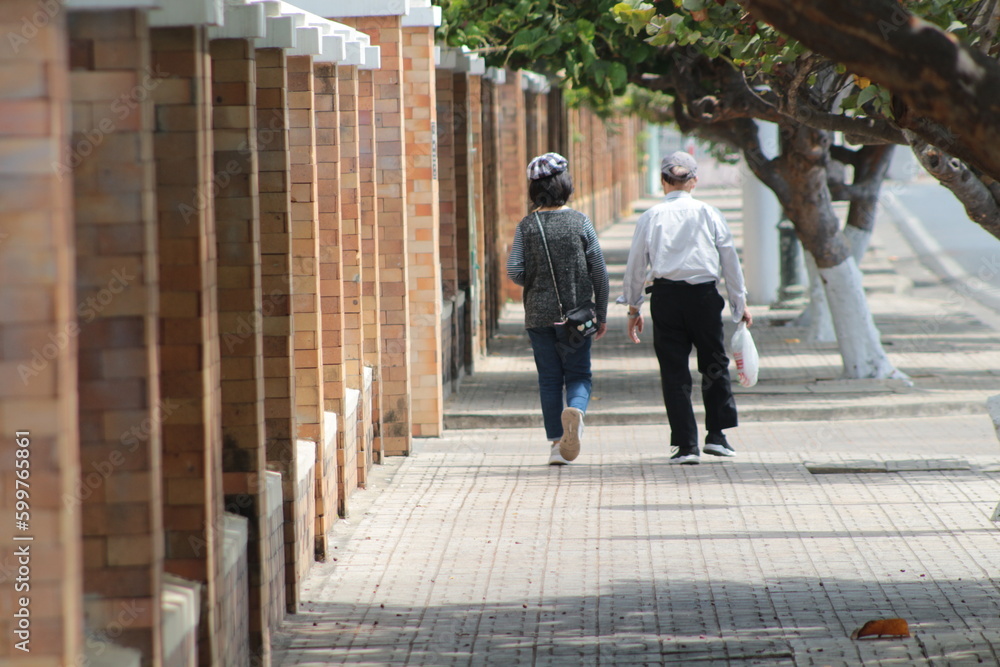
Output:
[741, 121, 781, 306]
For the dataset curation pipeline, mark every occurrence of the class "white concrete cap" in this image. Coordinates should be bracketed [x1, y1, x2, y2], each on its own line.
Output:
[463, 54, 486, 76]
[345, 40, 363, 67]
[316, 33, 347, 63]
[486, 67, 506, 85]
[438, 47, 460, 70]
[258, 14, 297, 48]
[521, 71, 550, 93]
[297, 0, 410, 17]
[149, 0, 224, 27]
[208, 2, 266, 39]
[360, 46, 382, 70]
[401, 0, 442, 28]
[289, 25, 322, 56]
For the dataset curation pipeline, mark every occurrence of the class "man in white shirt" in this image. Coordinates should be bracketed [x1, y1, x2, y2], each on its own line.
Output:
[621, 152, 753, 465]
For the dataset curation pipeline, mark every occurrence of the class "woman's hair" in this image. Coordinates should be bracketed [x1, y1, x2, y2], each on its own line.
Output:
[529, 170, 574, 208]
[661, 166, 694, 187]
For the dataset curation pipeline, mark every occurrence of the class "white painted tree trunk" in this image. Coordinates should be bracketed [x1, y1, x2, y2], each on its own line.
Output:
[793, 252, 837, 342]
[843, 224, 872, 264]
[818, 258, 908, 380]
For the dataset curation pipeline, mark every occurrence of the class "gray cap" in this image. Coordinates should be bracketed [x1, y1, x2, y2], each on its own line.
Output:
[661, 151, 698, 180]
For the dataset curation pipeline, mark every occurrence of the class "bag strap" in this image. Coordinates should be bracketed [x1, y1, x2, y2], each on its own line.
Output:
[534, 211, 566, 319]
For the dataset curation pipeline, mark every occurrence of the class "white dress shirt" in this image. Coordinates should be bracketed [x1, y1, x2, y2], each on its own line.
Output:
[620, 191, 747, 322]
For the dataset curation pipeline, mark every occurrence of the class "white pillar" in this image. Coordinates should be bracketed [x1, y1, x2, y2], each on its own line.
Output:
[647, 126, 661, 196]
[741, 121, 781, 306]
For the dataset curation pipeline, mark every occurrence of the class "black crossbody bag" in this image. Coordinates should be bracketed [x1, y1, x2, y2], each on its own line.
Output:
[534, 212, 598, 338]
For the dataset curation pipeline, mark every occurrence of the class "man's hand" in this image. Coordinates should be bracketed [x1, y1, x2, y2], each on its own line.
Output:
[594, 321, 608, 341]
[741, 308, 753, 327]
[627, 312, 644, 344]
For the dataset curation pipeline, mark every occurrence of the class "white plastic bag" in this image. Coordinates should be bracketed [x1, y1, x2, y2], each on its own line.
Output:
[730, 321, 759, 388]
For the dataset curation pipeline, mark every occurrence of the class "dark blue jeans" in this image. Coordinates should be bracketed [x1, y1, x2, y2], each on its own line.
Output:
[527, 326, 593, 440]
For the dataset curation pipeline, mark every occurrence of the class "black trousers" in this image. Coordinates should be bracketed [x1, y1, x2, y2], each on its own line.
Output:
[649, 279, 738, 449]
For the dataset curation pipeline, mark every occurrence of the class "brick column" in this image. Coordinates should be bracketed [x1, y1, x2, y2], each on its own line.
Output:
[436, 70, 458, 299]
[402, 22, 444, 437]
[336, 64, 361, 513]
[453, 70, 485, 369]
[312, 60, 342, 555]
[287, 55, 324, 445]
[343, 16, 411, 456]
[209, 37, 272, 659]
[151, 25, 223, 665]
[357, 67, 382, 479]
[498, 70, 527, 305]
[0, 7, 82, 665]
[254, 46, 301, 611]
[480, 76, 503, 339]
[465, 72, 487, 361]
[68, 9, 163, 661]
[314, 63, 344, 416]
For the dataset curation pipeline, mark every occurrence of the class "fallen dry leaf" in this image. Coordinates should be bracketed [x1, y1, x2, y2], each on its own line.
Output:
[851, 618, 910, 639]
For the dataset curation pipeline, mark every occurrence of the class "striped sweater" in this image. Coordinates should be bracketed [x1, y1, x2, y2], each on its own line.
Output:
[506, 208, 609, 329]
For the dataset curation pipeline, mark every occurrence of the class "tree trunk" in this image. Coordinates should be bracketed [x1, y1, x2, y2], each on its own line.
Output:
[776, 125, 903, 379]
[793, 252, 836, 341]
[844, 145, 894, 261]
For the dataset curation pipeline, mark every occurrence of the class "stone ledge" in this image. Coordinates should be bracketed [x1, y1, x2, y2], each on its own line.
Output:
[161, 573, 201, 667]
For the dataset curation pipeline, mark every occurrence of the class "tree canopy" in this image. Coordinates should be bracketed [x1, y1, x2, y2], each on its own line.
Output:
[439, 0, 1000, 235]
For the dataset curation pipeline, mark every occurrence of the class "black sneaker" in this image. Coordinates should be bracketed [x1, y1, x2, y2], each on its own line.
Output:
[704, 442, 736, 457]
[704, 433, 736, 457]
[669, 447, 700, 465]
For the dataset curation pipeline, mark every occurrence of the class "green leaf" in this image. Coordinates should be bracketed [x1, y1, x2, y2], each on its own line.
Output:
[608, 61, 628, 91]
[856, 85, 878, 107]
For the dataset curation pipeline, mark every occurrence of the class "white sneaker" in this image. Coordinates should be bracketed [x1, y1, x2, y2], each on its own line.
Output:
[559, 407, 584, 462]
[548, 444, 570, 466]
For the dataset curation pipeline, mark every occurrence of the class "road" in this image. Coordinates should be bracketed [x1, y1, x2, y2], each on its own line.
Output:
[888, 181, 1000, 308]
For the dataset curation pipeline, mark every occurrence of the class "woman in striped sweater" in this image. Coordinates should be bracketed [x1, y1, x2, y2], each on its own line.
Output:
[506, 153, 609, 465]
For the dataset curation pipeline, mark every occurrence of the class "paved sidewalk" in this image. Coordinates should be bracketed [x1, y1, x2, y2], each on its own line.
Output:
[446, 187, 1000, 427]
[272, 188, 1000, 666]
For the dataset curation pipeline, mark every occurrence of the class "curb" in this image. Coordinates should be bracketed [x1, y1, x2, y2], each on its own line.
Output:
[445, 398, 986, 429]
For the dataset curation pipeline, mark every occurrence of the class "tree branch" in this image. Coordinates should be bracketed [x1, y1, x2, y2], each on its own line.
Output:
[739, 0, 1000, 182]
[904, 131, 1000, 238]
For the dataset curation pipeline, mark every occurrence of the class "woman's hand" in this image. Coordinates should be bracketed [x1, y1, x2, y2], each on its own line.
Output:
[741, 308, 753, 327]
[627, 312, 644, 344]
[594, 321, 608, 341]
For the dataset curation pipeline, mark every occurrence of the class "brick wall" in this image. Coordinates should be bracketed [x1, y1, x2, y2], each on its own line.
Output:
[0, 4, 82, 664]
[346, 16, 411, 456]
[69, 9, 163, 662]
[254, 46, 301, 612]
[336, 64, 361, 513]
[287, 53, 331, 561]
[287, 55, 324, 448]
[497, 71, 527, 305]
[151, 25, 223, 665]
[453, 71, 484, 370]
[480, 78, 503, 341]
[436, 71, 457, 299]
[357, 67, 381, 481]
[402, 24, 444, 437]
[208, 36, 271, 661]
[312, 60, 343, 555]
